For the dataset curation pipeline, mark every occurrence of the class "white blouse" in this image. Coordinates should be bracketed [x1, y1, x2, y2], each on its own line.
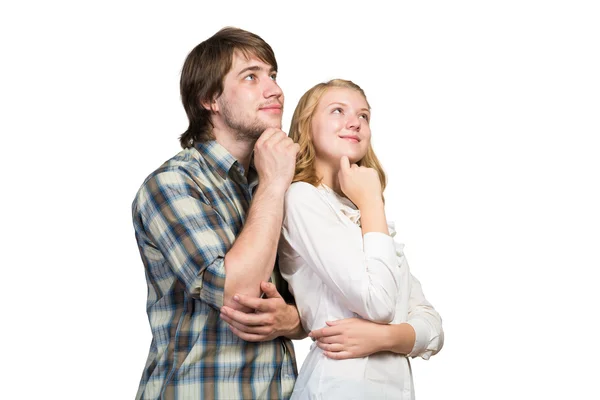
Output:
[278, 182, 444, 400]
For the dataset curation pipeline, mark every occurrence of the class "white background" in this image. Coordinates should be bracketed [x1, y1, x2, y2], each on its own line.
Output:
[2, 1, 599, 399]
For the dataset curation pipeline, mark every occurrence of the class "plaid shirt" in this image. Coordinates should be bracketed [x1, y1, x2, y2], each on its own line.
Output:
[132, 141, 297, 400]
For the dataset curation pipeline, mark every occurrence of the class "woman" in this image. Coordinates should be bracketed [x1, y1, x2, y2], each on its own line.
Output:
[278, 79, 444, 399]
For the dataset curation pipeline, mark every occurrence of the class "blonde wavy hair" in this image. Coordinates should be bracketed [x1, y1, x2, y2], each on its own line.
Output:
[289, 79, 387, 193]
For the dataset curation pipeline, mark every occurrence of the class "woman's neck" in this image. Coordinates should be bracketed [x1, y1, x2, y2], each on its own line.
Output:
[315, 159, 344, 196]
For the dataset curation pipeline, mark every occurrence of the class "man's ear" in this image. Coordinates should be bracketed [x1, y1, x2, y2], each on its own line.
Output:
[201, 98, 219, 113]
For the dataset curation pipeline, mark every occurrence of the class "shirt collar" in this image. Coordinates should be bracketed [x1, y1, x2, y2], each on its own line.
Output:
[195, 141, 238, 180]
[195, 141, 258, 188]
[319, 184, 362, 226]
[247, 157, 259, 191]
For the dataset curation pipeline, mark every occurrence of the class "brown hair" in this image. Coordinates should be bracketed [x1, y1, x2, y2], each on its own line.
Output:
[289, 79, 387, 192]
[179, 27, 278, 148]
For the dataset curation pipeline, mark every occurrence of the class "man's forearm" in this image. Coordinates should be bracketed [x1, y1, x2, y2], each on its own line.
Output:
[224, 184, 285, 311]
[282, 304, 307, 340]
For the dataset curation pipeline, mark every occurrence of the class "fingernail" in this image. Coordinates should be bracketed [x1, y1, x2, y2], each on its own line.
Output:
[233, 295, 239, 301]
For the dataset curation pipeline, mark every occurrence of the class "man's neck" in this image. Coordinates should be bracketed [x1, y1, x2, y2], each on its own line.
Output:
[213, 129, 255, 175]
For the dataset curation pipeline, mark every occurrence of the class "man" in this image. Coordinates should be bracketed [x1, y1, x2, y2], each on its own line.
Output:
[132, 27, 305, 399]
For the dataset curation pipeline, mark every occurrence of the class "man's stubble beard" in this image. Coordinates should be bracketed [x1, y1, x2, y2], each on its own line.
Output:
[219, 98, 282, 142]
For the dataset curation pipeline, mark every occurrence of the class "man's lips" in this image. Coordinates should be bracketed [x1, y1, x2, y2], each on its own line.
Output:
[259, 104, 282, 112]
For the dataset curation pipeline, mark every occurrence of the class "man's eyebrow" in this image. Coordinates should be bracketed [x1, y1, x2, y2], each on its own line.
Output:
[236, 65, 276, 77]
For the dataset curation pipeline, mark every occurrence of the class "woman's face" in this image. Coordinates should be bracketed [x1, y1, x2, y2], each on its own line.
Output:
[310, 87, 371, 166]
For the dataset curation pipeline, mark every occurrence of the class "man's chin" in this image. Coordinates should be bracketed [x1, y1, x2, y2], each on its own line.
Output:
[236, 119, 283, 141]
[262, 118, 283, 130]
[256, 122, 283, 135]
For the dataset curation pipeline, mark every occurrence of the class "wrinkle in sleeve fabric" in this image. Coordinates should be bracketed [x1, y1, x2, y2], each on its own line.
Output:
[281, 182, 402, 323]
[406, 273, 445, 359]
[135, 169, 229, 310]
[389, 221, 445, 359]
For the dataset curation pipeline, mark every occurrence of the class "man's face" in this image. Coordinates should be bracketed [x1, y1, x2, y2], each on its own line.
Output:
[215, 51, 284, 141]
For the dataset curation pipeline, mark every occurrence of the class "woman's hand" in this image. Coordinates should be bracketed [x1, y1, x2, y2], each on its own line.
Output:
[309, 318, 416, 360]
[337, 156, 382, 210]
[338, 156, 388, 235]
[309, 318, 388, 360]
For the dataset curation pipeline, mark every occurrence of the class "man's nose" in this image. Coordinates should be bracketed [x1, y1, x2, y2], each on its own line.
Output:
[263, 78, 283, 99]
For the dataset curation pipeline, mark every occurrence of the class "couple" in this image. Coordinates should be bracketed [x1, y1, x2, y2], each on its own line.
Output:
[132, 27, 443, 400]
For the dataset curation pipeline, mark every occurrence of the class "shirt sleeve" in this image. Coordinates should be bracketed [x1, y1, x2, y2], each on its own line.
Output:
[134, 168, 229, 310]
[406, 273, 445, 359]
[281, 183, 401, 323]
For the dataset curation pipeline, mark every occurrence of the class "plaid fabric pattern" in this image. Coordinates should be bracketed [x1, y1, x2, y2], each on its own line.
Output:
[132, 141, 297, 399]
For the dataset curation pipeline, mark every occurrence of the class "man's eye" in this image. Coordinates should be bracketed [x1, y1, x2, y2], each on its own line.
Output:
[244, 74, 255, 81]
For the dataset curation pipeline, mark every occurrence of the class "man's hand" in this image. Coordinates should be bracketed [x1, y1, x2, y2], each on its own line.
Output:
[253, 128, 299, 194]
[220, 281, 305, 342]
[309, 318, 410, 360]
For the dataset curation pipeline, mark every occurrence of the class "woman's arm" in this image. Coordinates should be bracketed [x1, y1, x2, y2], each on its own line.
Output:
[310, 273, 444, 360]
[282, 182, 401, 323]
[405, 274, 444, 359]
[309, 318, 416, 359]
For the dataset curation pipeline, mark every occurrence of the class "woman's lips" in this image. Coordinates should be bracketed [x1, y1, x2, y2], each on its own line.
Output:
[339, 136, 360, 143]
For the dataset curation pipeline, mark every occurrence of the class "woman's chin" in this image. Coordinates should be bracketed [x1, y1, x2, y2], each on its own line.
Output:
[343, 151, 366, 164]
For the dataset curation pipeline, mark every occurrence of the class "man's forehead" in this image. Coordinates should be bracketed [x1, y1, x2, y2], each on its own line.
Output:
[231, 50, 274, 72]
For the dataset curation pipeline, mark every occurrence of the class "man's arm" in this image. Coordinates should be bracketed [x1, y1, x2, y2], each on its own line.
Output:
[223, 129, 299, 312]
[223, 184, 284, 312]
[220, 281, 307, 341]
[134, 169, 231, 311]
[134, 129, 297, 314]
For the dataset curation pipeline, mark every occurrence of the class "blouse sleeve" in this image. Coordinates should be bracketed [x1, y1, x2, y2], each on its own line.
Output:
[406, 273, 445, 359]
